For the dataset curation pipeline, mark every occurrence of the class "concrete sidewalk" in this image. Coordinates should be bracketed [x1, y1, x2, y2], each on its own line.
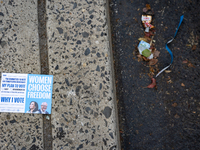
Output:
[0, 0, 120, 149]
[0, 0, 43, 149]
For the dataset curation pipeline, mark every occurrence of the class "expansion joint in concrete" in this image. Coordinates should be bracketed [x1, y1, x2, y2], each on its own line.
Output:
[37, 0, 52, 149]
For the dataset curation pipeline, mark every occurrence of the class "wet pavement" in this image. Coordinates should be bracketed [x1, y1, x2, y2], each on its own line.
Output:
[109, 0, 200, 149]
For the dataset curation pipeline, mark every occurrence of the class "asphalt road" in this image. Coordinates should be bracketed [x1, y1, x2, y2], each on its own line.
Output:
[109, 0, 200, 149]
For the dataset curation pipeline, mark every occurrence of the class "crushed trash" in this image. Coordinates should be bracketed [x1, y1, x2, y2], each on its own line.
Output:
[135, 4, 184, 88]
[138, 40, 151, 56]
[137, 4, 158, 64]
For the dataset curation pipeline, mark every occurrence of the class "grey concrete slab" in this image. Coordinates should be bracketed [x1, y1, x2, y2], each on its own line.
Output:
[0, 0, 43, 149]
[46, 0, 120, 149]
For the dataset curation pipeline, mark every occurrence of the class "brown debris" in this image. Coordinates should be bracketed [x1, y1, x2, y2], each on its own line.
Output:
[149, 59, 158, 65]
[165, 70, 171, 73]
[146, 4, 151, 10]
[153, 50, 160, 58]
[182, 60, 188, 64]
[135, 4, 161, 88]
[188, 62, 195, 68]
[174, 114, 180, 119]
[192, 45, 196, 50]
[181, 83, 185, 87]
[172, 103, 178, 107]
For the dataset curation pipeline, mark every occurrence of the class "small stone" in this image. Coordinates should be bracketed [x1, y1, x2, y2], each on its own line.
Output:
[26, 136, 30, 142]
[64, 32, 67, 38]
[96, 52, 101, 57]
[0, 12, 4, 16]
[84, 48, 90, 56]
[82, 32, 89, 38]
[73, 2, 77, 9]
[56, 27, 63, 34]
[90, 15, 94, 19]
[87, 20, 92, 25]
[76, 40, 81, 44]
[65, 78, 69, 86]
[96, 65, 100, 71]
[83, 63, 86, 67]
[55, 65, 59, 70]
[85, 107, 91, 113]
[75, 86, 81, 96]
[109, 132, 114, 139]
[102, 106, 112, 118]
[75, 22, 81, 27]
[0, 41, 7, 48]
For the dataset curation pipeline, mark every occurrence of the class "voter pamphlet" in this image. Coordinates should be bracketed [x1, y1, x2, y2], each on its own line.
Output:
[0, 73, 53, 114]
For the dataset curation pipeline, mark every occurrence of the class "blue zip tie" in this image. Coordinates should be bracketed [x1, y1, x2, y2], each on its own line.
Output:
[156, 15, 184, 77]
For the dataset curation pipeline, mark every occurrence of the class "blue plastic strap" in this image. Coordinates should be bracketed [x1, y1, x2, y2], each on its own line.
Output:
[156, 15, 184, 77]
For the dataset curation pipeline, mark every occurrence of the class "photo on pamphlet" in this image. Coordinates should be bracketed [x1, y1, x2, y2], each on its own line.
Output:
[0, 73, 53, 114]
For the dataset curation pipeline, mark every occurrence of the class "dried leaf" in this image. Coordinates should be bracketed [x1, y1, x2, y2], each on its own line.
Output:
[153, 50, 160, 58]
[182, 60, 188, 64]
[181, 83, 185, 87]
[147, 78, 156, 88]
[142, 56, 149, 61]
[145, 32, 151, 37]
[188, 62, 195, 68]
[137, 54, 142, 58]
[172, 103, 178, 107]
[146, 4, 151, 10]
[144, 36, 151, 41]
[167, 79, 172, 83]
[192, 45, 196, 50]
[174, 114, 180, 119]
[149, 59, 158, 65]
[137, 54, 143, 62]
[150, 45, 155, 50]
[136, 130, 139, 134]
[165, 70, 171, 73]
[138, 37, 148, 42]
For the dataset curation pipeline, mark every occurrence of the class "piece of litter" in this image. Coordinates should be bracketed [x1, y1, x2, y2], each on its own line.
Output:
[138, 40, 150, 55]
[147, 78, 156, 88]
[148, 54, 153, 59]
[46, 116, 50, 120]
[142, 49, 151, 57]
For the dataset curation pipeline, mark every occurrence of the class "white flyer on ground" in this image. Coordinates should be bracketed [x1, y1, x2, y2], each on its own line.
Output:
[0, 73, 53, 114]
